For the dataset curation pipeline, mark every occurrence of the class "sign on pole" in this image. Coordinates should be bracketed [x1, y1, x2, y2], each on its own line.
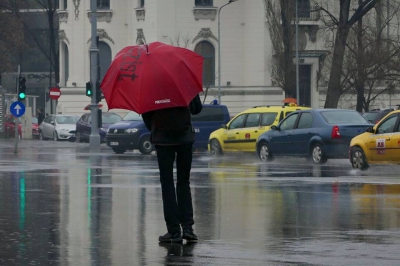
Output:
[10, 101, 26, 118]
[49, 87, 61, 100]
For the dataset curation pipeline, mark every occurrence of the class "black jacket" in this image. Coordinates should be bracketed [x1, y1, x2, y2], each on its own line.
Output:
[142, 95, 203, 145]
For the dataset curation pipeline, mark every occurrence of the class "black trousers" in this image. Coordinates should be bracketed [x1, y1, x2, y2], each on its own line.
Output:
[155, 144, 194, 234]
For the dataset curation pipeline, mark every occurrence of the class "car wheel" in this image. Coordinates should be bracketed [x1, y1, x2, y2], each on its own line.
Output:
[351, 146, 369, 170]
[53, 131, 59, 141]
[258, 141, 273, 162]
[139, 136, 153, 155]
[39, 131, 46, 141]
[112, 147, 127, 154]
[210, 139, 223, 156]
[311, 143, 327, 164]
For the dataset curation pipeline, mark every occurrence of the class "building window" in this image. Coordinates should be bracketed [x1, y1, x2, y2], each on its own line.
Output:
[98, 41, 112, 81]
[97, 0, 110, 9]
[297, 0, 310, 18]
[63, 0, 67, 10]
[139, 0, 144, 8]
[195, 0, 213, 6]
[194, 41, 215, 86]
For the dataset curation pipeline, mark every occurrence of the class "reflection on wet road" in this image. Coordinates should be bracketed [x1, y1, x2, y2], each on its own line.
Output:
[0, 141, 400, 265]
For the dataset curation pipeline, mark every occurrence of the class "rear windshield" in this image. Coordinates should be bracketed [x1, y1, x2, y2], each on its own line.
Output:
[191, 107, 225, 122]
[362, 112, 380, 122]
[321, 111, 369, 124]
[102, 113, 122, 124]
[123, 111, 143, 121]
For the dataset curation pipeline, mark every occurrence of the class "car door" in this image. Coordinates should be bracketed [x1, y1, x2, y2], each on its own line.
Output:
[389, 114, 400, 162]
[269, 113, 300, 155]
[291, 112, 314, 155]
[43, 116, 54, 138]
[224, 114, 246, 151]
[365, 114, 398, 162]
[241, 113, 261, 151]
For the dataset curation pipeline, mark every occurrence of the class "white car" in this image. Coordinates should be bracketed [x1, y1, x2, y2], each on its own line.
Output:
[39, 115, 79, 141]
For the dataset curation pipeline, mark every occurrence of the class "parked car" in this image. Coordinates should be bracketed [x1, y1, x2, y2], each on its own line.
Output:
[106, 104, 230, 154]
[256, 109, 373, 164]
[4, 114, 40, 139]
[349, 110, 400, 170]
[76, 112, 122, 143]
[208, 104, 311, 155]
[39, 115, 79, 141]
[362, 109, 394, 124]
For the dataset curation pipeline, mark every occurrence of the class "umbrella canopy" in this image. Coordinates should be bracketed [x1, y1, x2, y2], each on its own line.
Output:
[100, 42, 204, 114]
[282, 97, 297, 104]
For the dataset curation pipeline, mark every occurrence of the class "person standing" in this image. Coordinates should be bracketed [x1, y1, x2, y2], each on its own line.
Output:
[143, 94, 202, 243]
[37, 108, 45, 125]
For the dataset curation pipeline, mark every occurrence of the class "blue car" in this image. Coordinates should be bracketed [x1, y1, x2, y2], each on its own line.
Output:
[106, 104, 230, 154]
[76, 112, 122, 143]
[256, 109, 373, 164]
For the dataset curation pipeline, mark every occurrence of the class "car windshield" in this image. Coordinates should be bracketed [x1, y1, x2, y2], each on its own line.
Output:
[122, 111, 142, 121]
[321, 111, 370, 124]
[56, 116, 79, 124]
[102, 113, 122, 124]
[362, 112, 380, 122]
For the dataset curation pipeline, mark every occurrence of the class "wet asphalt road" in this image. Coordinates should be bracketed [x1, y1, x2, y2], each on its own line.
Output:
[1, 140, 400, 265]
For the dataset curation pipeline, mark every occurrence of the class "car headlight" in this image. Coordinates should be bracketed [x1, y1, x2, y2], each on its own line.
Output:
[100, 128, 107, 132]
[125, 128, 138, 133]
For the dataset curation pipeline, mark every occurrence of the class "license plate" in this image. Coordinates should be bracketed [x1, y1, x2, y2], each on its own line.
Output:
[110, 142, 119, 146]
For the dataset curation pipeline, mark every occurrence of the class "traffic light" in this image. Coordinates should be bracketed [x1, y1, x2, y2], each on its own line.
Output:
[95, 80, 103, 103]
[86, 82, 92, 97]
[18, 76, 26, 101]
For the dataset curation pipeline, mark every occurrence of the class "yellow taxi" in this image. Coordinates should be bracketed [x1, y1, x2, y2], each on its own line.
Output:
[208, 103, 311, 155]
[349, 110, 400, 170]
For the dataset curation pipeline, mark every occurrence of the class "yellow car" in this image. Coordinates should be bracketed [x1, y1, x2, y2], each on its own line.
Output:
[349, 110, 400, 170]
[208, 104, 311, 155]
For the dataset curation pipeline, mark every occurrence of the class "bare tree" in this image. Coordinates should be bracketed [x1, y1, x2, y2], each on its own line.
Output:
[264, 0, 296, 98]
[337, 0, 400, 111]
[0, 0, 25, 73]
[10, 0, 59, 84]
[318, 0, 380, 108]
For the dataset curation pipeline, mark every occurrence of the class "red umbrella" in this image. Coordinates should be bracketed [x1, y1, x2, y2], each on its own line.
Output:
[100, 42, 204, 114]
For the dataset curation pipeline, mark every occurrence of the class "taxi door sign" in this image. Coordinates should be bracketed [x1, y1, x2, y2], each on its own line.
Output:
[376, 138, 386, 155]
[245, 133, 250, 139]
[376, 138, 385, 148]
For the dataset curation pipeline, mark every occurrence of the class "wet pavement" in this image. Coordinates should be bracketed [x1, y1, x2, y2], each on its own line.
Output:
[1, 140, 400, 265]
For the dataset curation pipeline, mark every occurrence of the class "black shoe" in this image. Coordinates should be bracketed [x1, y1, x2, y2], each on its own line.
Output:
[182, 228, 198, 242]
[159, 232, 182, 243]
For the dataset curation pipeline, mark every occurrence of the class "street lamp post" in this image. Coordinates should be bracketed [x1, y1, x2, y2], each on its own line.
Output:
[218, 0, 238, 104]
[89, 0, 100, 148]
[295, 0, 300, 106]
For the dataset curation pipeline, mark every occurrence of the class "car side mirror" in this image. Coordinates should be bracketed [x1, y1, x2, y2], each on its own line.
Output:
[271, 125, 279, 130]
[366, 126, 375, 133]
[50, 121, 55, 125]
[221, 124, 227, 129]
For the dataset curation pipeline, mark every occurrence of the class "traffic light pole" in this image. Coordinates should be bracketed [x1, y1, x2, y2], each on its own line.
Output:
[14, 65, 21, 154]
[89, 0, 100, 149]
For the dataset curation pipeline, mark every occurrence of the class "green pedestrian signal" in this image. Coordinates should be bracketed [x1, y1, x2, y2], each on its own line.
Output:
[18, 92, 26, 100]
[86, 82, 92, 97]
[18, 76, 27, 101]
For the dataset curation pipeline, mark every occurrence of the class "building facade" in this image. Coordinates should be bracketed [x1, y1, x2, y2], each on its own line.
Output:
[56, 0, 399, 116]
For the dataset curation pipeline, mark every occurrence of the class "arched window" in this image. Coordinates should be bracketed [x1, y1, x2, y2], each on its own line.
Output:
[98, 41, 112, 81]
[194, 41, 215, 86]
[63, 42, 69, 85]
